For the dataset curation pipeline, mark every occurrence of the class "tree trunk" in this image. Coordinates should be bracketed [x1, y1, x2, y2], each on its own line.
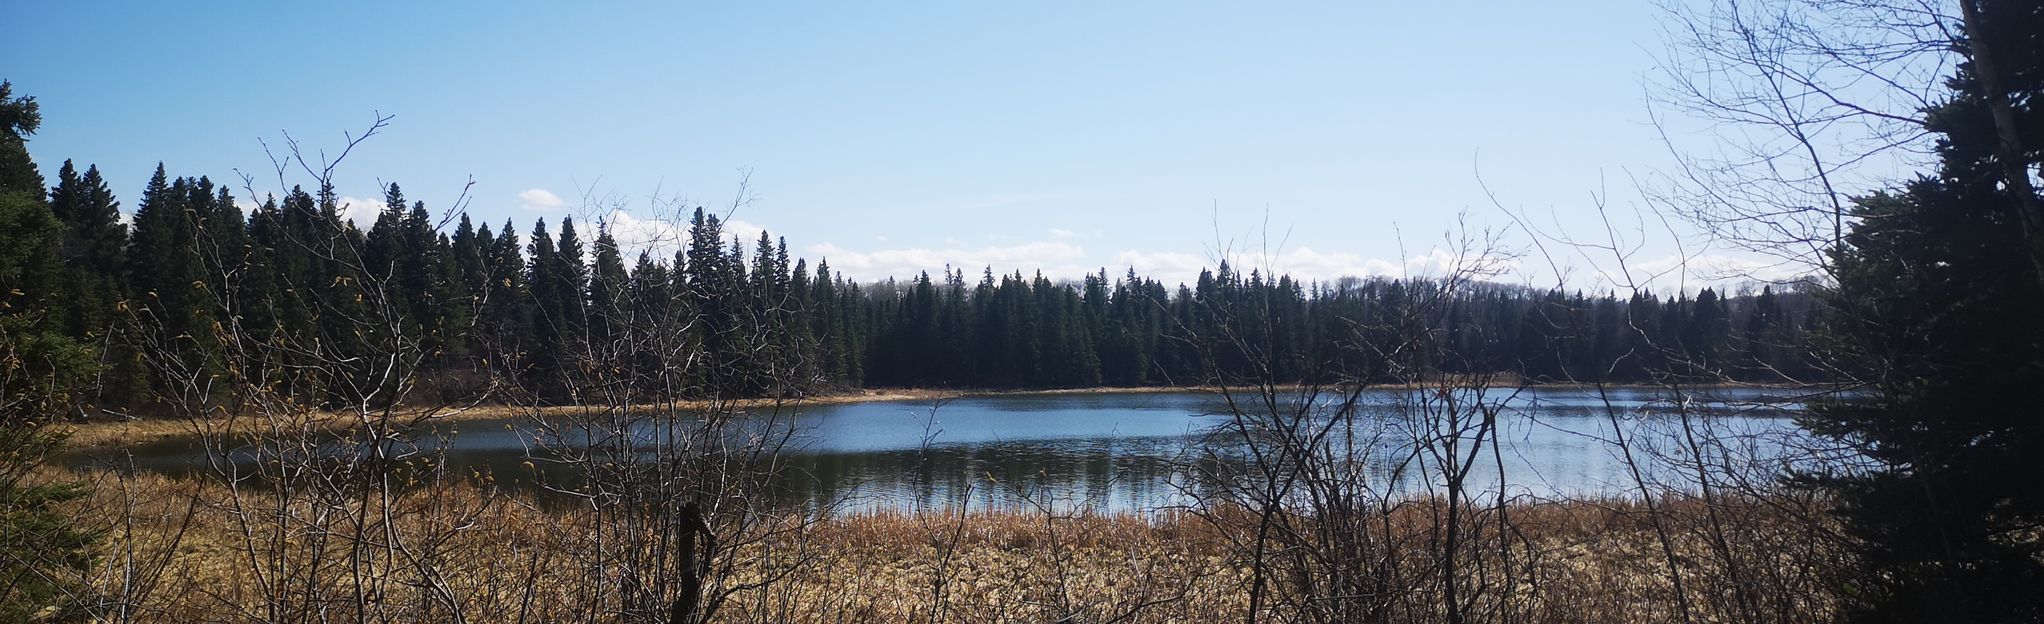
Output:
[668, 502, 709, 624]
[1960, 0, 2044, 287]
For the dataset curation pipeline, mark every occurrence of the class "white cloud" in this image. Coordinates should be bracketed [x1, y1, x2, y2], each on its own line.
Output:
[334, 196, 383, 228]
[545, 211, 786, 264]
[599, 211, 685, 258]
[1110, 250, 1209, 286]
[807, 241, 1090, 281]
[723, 218, 769, 246]
[800, 234, 1526, 287]
[1592, 253, 1812, 293]
[517, 188, 568, 212]
[1112, 246, 1518, 287]
[1048, 228, 1078, 239]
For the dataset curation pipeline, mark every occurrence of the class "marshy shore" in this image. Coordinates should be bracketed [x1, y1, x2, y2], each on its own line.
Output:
[61, 381, 1812, 450]
[47, 465, 1841, 623]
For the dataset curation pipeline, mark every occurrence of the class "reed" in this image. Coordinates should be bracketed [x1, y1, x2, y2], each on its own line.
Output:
[49, 466, 1844, 623]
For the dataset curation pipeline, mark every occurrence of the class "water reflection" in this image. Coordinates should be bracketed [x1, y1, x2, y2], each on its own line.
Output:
[75, 387, 1828, 514]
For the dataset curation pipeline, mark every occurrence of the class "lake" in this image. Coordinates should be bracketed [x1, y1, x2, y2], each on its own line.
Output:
[77, 386, 1827, 514]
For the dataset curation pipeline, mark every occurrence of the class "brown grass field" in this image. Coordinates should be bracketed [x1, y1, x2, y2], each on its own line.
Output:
[46, 463, 1845, 623]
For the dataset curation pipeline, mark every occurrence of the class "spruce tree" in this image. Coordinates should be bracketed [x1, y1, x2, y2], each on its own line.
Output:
[524, 219, 566, 402]
[481, 220, 528, 382]
[587, 224, 626, 347]
[1804, 2, 2044, 620]
[125, 169, 227, 400]
[1740, 286, 1780, 381]
[400, 198, 446, 363]
[554, 216, 587, 337]
[47, 161, 127, 339]
[0, 80, 95, 621]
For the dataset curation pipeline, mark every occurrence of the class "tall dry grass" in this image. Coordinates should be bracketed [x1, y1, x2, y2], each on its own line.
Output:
[48, 465, 1845, 623]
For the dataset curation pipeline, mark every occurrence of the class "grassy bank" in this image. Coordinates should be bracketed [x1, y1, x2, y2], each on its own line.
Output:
[62, 381, 1815, 450]
[59, 388, 953, 449]
[45, 465, 1844, 623]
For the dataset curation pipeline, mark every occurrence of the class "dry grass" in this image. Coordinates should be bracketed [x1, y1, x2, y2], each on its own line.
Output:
[59, 388, 957, 449]
[47, 465, 1845, 623]
[59, 381, 1806, 450]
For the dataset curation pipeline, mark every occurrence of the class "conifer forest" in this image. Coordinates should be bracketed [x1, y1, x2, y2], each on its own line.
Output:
[2, 1, 2040, 622]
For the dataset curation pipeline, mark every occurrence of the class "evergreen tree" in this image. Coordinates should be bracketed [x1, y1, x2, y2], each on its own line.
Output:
[0, 86, 1824, 409]
[624, 249, 672, 392]
[479, 220, 528, 383]
[442, 214, 483, 365]
[1804, 2, 2044, 619]
[46, 161, 126, 339]
[524, 219, 567, 402]
[0, 82, 41, 194]
[400, 198, 448, 363]
[1684, 288, 1727, 376]
[683, 208, 743, 393]
[587, 223, 626, 347]
[554, 216, 587, 338]
[0, 80, 95, 621]
[125, 168, 229, 401]
[360, 186, 408, 292]
[1740, 286, 1781, 381]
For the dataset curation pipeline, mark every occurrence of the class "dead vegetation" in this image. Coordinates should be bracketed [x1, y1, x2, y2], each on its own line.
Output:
[11, 111, 1871, 624]
[51, 466, 1845, 623]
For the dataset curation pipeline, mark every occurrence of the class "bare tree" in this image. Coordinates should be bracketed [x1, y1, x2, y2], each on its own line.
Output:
[1175, 224, 1542, 624]
[1651, 0, 1957, 274]
[101, 116, 507, 622]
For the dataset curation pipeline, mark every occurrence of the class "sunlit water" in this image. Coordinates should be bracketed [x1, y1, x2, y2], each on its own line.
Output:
[76, 387, 1837, 514]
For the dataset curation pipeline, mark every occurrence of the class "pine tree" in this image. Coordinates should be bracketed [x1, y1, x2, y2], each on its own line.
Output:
[400, 198, 447, 364]
[1804, 2, 2044, 619]
[443, 214, 484, 365]
[625, 249, 672, 392]
[524, 219, 567, 403]
[588, 223, 626, 347]
[1685, 288, 1727, 377]
[46, 161, 126, 339]
[0, 82, 42, 195]
[1740, 286, 1780, 381]
[0, 80, 96, 621]
[125, 168, 227, 400]
[360, 184, 413, 326]
[554, 216, 587, 338]
[480, 220, 528, 383]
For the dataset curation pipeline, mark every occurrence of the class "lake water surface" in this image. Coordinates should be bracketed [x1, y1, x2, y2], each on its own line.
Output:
[82, 387, 1824, 513]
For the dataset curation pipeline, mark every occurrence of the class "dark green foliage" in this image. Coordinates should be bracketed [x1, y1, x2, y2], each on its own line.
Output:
[0, 187, 64, 326]
[474, 219, 529, 389]
[524, 218, 568, 403]
[844, 261, 1806, 389]
[0, 80, 97, 622]
[554, 216, 587, 337]
[47, 161, 126, 340]
[124, 169, 247, 405]
[1802, 3, 2044, 618]
[0, 310, 97, 622]
[588, 224, 627, 347]
[0, 92, 1817, 409]
[0, 82, 42, 195]
[15, 168, 1816, 405]
[0, 73, 1827, 622]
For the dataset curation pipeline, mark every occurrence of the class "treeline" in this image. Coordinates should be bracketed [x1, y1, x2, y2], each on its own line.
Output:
[7, 159, 1820, 411]
[861, 266, 1819, 388]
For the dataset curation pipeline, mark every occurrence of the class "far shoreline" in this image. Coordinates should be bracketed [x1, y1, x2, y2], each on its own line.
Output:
[61, 381, 1825, 450]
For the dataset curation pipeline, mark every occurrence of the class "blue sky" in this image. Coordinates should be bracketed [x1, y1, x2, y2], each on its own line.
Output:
[4, 1, 1802, 289]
